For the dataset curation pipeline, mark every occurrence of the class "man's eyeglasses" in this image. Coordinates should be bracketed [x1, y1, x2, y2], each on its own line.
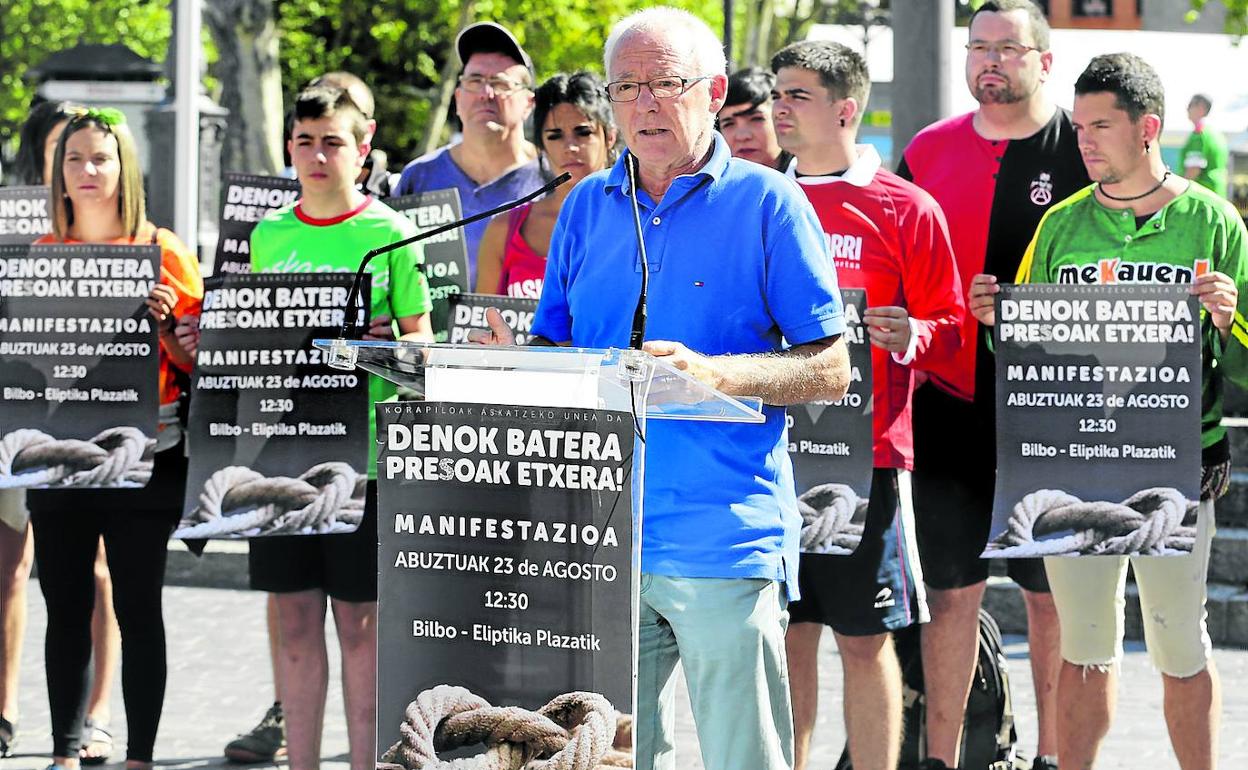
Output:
[605, 76, 710, 103]
[457, 74, 528, 96]
[965, 40, 1041, 60]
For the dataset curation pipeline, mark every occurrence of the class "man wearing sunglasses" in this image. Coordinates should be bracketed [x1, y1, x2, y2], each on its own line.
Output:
[394, 21, 543, 285]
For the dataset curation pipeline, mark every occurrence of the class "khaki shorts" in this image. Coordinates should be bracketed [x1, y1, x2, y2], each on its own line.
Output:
[1045, 498, 1215, 678]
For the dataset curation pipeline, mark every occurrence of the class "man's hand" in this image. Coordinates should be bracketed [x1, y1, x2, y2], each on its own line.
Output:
[173, 314, 200, 357]
[1192, 271, 1239, 341]
[863, 306, 912, 353]
[146, 283, 179, 332]
[467, 307, 517, 346]
[642, 340, 725, 390]
[363, 313, 395, 341]
[968, 273, 1001, 326]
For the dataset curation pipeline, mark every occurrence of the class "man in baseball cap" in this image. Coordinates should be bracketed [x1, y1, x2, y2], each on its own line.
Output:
[394, 20, 543, 288]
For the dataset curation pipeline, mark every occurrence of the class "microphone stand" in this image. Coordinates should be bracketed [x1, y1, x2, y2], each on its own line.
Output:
[334, 172, 572, 344]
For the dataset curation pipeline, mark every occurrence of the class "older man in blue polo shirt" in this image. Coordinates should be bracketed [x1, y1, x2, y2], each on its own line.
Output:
[481, 7, 849, 770]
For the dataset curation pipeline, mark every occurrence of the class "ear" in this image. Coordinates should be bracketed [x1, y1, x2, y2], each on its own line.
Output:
[708, 74, 729, 113]
[522, 89, 536, 119]
[1141, 113, 1163, 145]
[1038, 50, 1054, 81]
[605, 126, 619, 148]
[363, 119, 378, 145]
[839, 97, 861, 127]
[357, 136, 371, 167]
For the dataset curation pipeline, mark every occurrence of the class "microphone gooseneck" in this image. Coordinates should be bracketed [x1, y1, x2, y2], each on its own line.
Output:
[626, 154, 649, 351]
[336, 172, 573, 339]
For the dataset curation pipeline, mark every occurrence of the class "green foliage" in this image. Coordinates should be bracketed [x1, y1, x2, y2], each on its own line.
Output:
[271, 0, 721, 167]
[1188, 0, 1248, 36]
[0, 0, 171, 151]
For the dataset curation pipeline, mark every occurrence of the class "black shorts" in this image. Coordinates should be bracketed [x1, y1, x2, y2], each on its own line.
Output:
[248, 480, 378, 602]
[910, 384, 1049, 592]
[789, 468, 928, 636]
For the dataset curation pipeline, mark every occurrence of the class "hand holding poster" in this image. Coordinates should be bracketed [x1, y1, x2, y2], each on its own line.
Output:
[447, 292, 538, 345]
[389, 189, 470, 342]
[174, 273, 370, 538]
[0, 243, 159, 488]
[987, 284, 1201, 558]
[0, 187, 52, 245]
[376, 402, 634, 768]
[788, 288, 873, 555]
[213, 173, 301, 275]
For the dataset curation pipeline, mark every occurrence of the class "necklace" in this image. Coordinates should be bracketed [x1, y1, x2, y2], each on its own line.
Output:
[1097, 171, 1170, 202]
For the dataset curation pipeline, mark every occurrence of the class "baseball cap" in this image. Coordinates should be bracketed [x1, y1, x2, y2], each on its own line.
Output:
[455, 21, 534, 76]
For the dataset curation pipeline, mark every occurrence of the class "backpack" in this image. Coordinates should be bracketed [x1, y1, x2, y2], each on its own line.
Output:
[834, 608, 1021, 770]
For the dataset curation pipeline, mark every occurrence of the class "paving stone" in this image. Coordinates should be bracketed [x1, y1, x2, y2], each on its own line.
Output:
[7, 581, 1247, 770]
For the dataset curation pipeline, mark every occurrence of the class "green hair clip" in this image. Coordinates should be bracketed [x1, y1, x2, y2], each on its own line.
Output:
[78, 107, 126, 127]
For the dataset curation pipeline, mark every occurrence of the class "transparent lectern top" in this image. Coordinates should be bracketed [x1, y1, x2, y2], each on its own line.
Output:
[312, 339, 765, 423]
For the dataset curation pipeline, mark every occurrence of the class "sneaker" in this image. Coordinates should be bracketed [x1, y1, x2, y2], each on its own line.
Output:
[1033, 757, 1059, 770]
[224, 702, 286, 764]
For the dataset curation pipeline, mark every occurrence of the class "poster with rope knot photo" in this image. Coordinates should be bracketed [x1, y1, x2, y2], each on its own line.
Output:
[0, 243, 160, 489]
[173, 272, 370, 538]
[987, 284, 1201, 558]
[788, 288, 874, 556]
[376, 402, 634, 768]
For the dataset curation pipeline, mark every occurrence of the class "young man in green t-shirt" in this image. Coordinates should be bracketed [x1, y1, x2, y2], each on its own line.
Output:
[1182, 93, 1230, 199]
[968, 53, 1248, 770]
[249, 85, 432, 770]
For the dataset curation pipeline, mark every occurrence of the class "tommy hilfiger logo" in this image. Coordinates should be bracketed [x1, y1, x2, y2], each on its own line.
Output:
[1030, 172, 1054, 206]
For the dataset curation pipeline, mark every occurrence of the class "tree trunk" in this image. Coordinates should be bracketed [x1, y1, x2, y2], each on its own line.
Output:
[204, 0, 283, 175]
[420, 0, 477, 157]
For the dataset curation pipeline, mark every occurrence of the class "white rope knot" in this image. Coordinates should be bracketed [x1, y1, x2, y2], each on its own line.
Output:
[379, 685, 631, 770]
[174, 461, 365, 538]
[986, 487, 1196, 557]
[0, 427, 155, 489]
[798, 483, 866, 555]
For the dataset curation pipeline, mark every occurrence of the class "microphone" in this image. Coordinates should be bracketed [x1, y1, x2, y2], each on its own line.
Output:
[625, 154, 649, 351]
[335, 172, 572, 342]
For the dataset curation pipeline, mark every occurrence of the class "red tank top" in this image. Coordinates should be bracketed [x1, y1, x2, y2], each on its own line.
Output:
[498, 203, 546, 298]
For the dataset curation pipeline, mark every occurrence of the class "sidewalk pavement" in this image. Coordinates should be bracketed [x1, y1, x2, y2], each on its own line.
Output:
[3, 581, 1246, 770]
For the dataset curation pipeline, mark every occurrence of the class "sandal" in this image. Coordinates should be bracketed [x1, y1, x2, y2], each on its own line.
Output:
[0, 714, 16, 757]
[79, 718, 113, 765]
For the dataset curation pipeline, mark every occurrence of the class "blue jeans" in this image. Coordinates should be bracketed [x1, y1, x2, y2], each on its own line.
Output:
[637, 574, 794, 770]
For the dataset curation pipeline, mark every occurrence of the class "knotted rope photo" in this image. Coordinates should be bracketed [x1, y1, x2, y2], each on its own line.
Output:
[985, 487, 1197, 557]
[0, 427, 155, 489]
[378, 685, 632, 770]
[174, 461, 365, 538]
[798, 482, 867, 555]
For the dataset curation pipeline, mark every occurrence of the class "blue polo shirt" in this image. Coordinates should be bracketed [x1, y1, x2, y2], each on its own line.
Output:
[533, 133, 845, 597]
[394, 144, 543, 285]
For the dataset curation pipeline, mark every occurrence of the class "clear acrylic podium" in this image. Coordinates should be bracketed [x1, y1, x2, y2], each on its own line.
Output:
[312, 338, 766, 422]
[315, 338, 766, 764]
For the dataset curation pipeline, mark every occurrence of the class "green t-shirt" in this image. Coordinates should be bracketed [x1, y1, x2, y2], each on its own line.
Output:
[1016, 182, 1248, 453]
[251, 196, 433, 477]
[1181, 126, 1229, 199]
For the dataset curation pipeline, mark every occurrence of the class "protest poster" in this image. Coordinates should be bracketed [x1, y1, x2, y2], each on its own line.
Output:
[174, 272, 370, 538]
[0, 186, 52, 245]
[986, 284, 1201, 558]
[389, 188, 470, 342]
[0, 243, 159, 488]
[788, 288, 873, 555]
[447, 292, 539, 346]
[213, 173, 301, 275]
[375, 402, 633, 767]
